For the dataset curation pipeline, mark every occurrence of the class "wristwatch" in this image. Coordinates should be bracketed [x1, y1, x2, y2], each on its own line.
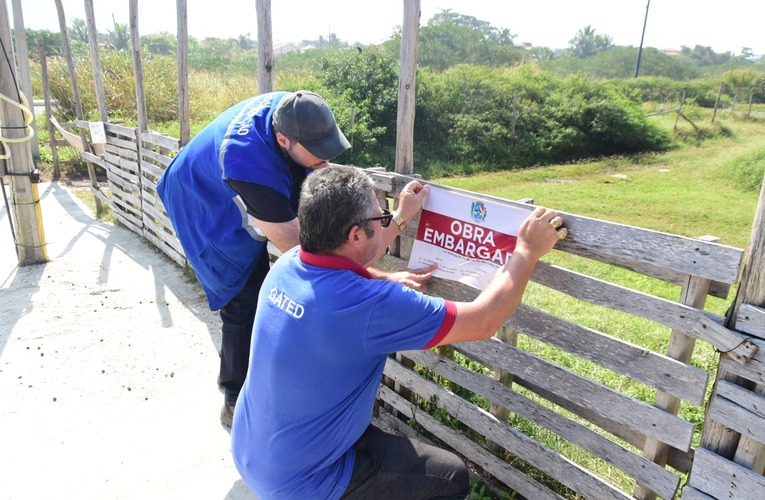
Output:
[391, 211, 408, 232]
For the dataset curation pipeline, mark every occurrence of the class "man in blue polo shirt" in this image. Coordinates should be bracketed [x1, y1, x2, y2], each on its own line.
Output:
[231, 165, 566, 499]
[157, 91, 431, 427]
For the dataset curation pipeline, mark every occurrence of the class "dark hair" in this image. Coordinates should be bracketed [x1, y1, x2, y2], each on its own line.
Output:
[299, 166, 376, 253]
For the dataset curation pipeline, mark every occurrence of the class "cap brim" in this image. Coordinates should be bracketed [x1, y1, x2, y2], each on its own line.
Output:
[301, 126, 351, 161]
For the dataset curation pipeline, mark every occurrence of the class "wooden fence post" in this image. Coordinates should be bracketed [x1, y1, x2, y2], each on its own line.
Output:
[176, 0, 190, 146]
[10, 0, 38, 158]
[256, 0, 273, 95]
[52, 0, 101, 213]
[395, 0, 419, 175]
[711, 81, 724, 124]
[84, 0, 108, 122]
[635, 258, 716, 499]
[700, 172, 765, 467]
[37, 40, 59, 180]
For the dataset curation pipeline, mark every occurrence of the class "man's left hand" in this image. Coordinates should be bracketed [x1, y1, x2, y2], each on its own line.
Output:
[386, 264, 438, 291]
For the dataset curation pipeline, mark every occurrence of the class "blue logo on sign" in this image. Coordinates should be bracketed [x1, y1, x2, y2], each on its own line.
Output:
[471, 201, 487, 222]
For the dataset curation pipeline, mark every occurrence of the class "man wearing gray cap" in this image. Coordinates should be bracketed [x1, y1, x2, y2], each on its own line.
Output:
[157, 91, 431, 427]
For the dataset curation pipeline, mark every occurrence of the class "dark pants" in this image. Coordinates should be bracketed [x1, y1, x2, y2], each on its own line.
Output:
[218, 249, 271, 407]
[340, 424, 470, 500]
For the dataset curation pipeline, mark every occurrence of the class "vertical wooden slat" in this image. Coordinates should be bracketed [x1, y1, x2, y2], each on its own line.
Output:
[37, 40, 59, 179]
[394, 0, 420, 174]
[10, 0, 38, 157]
[175, 0, 189, 146]
[256, 0, 273, 94]
[635, 267, 713, 499]
[83, 0, 108, 121]
[53, 0, 101, 213]
[128, 0, 147, 133]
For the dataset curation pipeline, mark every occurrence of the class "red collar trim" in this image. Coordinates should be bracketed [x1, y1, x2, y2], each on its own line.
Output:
[298, 248, 373, 279]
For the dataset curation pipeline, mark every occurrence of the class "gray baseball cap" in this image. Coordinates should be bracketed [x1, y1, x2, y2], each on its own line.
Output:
[273, 91, 351, 160]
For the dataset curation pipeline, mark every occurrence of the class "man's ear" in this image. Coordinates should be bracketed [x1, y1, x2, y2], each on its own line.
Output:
[346, 224, 362, 246]
[275, 131, 290, 149]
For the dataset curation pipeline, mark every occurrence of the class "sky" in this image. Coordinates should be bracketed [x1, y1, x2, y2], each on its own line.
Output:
[12, 0, 765, 56]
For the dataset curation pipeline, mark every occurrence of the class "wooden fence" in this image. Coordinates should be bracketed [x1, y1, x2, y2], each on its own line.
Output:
[60, 119, 765, 499]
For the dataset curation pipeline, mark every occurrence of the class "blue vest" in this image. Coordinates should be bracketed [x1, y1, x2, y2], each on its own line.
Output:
[157, 92, 298, 310]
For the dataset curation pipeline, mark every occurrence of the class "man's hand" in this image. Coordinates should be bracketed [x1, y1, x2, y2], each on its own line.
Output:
[385, 264, 438, 291]
[396, 180, 431, 222]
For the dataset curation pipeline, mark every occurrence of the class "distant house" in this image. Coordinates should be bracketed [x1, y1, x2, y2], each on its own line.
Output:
[516, 42, 534, 51]
[660, 48, 681, 57]
[274, 42, 300, 57]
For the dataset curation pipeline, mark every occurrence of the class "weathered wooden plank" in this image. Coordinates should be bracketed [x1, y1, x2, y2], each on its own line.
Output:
[718, 379, 765, 421]
[509, 375, 695, 474]
[707, 381, 765, 444]
[143, 216, 184, 257]
[104, 152, 140, 175]
[718, 340, 765, 385]
[106, 171, 140, 197]
[383, 359, 631, 499]
[141, 149, 173, 168]
[141, 227, 186, 267]
[89, 185, 111, 210]
[687, 447, 765, 500]
[105, 131, 138, 147]
[508, 304, 709, 405]
[140, 159, 167, 179]
[80, 150, 106, 169]
[378, 386, 565, 500]
[532, 262, 756, 361]
[737, 303, 765, 339]
[103, 122, 136, 137]
[110, 195, 142, 224]
[104, 144, 138, 163]
[456, 338, 695, 451]
[141, 130, 180, 151]
[112, 211, 141, 236]
[404, 349, 681, 499]
[679, 485, 715, 499]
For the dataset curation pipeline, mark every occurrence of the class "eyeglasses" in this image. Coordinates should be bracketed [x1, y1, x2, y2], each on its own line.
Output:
[365, 208, 393, 228]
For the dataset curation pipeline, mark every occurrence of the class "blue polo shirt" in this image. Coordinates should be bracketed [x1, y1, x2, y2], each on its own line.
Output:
[156, 92, 305, 310]
[231, 247, 457, 499]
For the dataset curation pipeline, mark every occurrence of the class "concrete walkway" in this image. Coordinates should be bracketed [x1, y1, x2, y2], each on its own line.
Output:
[0, 182, 256, 499]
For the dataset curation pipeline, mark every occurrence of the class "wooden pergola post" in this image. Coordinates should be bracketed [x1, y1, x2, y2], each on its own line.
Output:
[128, 0, 148, 134]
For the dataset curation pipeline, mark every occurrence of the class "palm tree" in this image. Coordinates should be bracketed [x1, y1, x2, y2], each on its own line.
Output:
[107, 15, 130, 51]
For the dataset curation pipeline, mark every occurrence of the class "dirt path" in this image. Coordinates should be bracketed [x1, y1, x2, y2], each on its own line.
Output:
[0, 182, 256, 499]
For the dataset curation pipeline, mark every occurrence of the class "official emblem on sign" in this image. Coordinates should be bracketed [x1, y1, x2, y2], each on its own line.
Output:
[471, 201, 487, 223]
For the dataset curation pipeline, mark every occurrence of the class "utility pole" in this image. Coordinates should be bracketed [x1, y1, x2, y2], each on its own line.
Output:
[635, 0, 650, 77]
[0, 0, 46, 264]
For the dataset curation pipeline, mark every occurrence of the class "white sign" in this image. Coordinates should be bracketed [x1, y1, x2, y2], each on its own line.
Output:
[88, 121, 107, 144]
[408, 187, 530, 290]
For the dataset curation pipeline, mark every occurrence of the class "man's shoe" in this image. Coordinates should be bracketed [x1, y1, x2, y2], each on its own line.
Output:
[220, 402, 234, 428]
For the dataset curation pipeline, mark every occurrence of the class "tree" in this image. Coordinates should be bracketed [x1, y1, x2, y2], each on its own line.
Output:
[723, 68, 764, 115]
[142, 33, 177, 55]
[107, 15, 130, 51]
[69, 18, 88, 44]
[569, 25, 613, 58]
[235, 33, 256, 51]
